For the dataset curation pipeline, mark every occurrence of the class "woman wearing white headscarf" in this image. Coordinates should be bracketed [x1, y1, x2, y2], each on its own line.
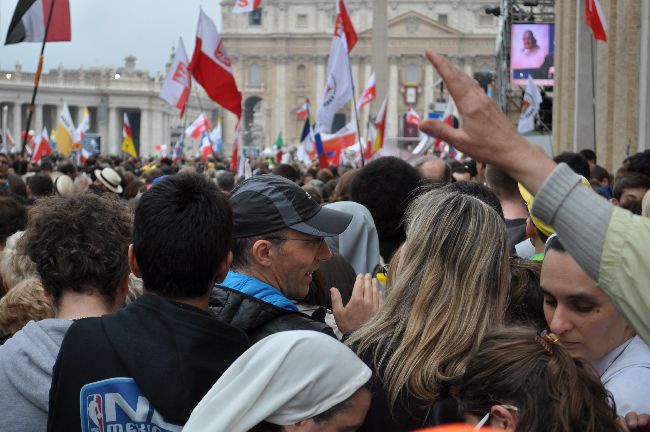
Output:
[183, 330, 372, 432]
[324, 201, 380, 275]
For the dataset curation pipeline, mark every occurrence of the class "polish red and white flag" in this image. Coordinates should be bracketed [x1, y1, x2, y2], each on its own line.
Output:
[405, 108, 421, 126]
[160, 38, 191, 116]
[32, 127, 52, 164]
[185, 113, 211, 139]
[586, 0, 607, 42]
[189, 10, 242, 118]
[232, 0, 262, 14]
[357, 72, 376, 111]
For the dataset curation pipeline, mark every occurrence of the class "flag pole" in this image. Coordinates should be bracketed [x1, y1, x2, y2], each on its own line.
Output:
[21, 0, 57, 158]
[346, 54, 365, 166]
[589, 36, 597, 152]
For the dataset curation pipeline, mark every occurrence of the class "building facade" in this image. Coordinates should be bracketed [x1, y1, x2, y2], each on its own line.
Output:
[1, 0, 499, 157]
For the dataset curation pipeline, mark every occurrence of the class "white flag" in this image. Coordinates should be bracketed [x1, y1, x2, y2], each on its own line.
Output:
[160, 38, 191, 115]
[74, 107, 90, 144]
[232, 0, 261, 14]
[315, 0, 358, 134]
[357, 72, 376, 111]
[517, 75, 542, 134]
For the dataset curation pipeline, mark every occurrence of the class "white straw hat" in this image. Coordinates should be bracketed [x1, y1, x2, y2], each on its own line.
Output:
[94, 167, 123, 194]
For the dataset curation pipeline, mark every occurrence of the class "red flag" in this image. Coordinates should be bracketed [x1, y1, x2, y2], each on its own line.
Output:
[335, 0, 358, 52]
[32, 127, 52, 164]
[586, 0, 607, 42]
[189, 10, 242, 118]
[368, 95, 388, 158]
[295, 103, 309, 119]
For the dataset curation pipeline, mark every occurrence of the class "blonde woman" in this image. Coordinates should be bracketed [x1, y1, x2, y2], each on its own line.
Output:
[348, 190, 509, 431]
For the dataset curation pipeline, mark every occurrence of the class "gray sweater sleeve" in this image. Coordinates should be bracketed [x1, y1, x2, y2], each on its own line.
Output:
[531, 163, 614, 280]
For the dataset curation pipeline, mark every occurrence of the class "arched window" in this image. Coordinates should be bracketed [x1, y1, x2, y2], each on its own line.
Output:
[297, 64, 306, 87]
[249, 63, 262, 87]
[405, 63, 419, 83]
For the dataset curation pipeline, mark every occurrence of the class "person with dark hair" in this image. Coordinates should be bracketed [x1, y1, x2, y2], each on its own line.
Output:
[210, 175, 380, 343]
[330, 169, 358, 202]
[611, 172, 650, 207]
[624, 149, 650, 177]
[184, 331, 371, 432]
[0, 197, 26, 248]
[590, 164, 612, 199]
[350, 156, 421, 261]
[451, 164, 472, 182]
[440, 180, 504, 219]
[272, 163, 299, 183]
[216, 170, 236, 195]
[47, 174, 250, 431]
[580, 149, 598, 166]
[553, 151, 591, 179]
[57, 161, 78, 180]
[485, 165, 529, 255]
[541, 236, 650, 415]
[0, 154, 9, 179]
[27, 173, 53, 198]
[457, 326, 624, 432]
[0, 194, 132, 432]
[414, 156, 452, 183]
[7, 173, 27, 202]
[506, 257, 546, 330]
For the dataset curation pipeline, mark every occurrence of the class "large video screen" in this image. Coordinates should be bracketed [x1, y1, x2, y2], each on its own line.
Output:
[511, 23, 555, 86]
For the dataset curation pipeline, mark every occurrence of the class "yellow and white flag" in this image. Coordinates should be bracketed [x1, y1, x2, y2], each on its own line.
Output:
[54, 102, 75, 157]
[74, 107, 90, 147]
[121, 113, 138, 158]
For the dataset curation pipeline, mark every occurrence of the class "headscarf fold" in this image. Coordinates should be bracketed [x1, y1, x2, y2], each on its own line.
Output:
[183, 330, 371, 432]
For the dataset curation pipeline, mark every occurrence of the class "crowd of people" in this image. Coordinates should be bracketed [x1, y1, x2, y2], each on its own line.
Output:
[0, 50, 649, 432]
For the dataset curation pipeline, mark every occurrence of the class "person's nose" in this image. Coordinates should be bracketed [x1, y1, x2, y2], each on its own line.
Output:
[548, 305, 574, 336]
[317, 238, 332, 261]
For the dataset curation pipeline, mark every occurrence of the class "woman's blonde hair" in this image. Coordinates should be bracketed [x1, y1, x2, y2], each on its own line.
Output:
[0, 278, 54, 335]
[348, 190, 509, 413]
[0, 231, 38, 292]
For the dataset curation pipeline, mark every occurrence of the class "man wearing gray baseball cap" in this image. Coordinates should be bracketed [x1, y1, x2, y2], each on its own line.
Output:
[210, 174, 381, 342]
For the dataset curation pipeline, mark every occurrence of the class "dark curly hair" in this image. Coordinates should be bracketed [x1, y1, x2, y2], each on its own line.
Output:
[350, 157, 421, 261]
[20, 194, 132, 308]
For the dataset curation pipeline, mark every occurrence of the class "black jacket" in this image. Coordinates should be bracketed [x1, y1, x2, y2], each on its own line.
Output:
[47, 294, 250, 432]
[357, 346, 462, 431]
[210, 285, 336, 343]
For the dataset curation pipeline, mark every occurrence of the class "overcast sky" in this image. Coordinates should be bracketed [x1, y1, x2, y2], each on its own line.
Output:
[0, 0, 222, 74]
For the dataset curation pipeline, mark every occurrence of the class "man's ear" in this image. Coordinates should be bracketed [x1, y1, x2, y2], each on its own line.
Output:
[490, 405, 518, 432]
[128, 244, 142, 278]
[251, 239, 274, 267]
[212, 251, 233, 284]
[610, 197, 619, 206]
[525, 217, 535, 239]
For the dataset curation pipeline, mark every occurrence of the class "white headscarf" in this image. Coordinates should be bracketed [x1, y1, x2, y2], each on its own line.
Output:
[182, 330, 371, 432]
[324, 201, 380, 275]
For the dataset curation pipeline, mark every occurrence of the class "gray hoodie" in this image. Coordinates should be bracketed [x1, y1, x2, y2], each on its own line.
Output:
[0, 319, 72, 432]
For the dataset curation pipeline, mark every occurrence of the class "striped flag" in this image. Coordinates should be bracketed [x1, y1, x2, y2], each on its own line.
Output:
[5, 0, 71, 44]
[121, 113, 138, 158]
[586, 0, 607, 42]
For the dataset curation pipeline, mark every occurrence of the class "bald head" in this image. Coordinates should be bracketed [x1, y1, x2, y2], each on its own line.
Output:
[415, 156, 451, 183]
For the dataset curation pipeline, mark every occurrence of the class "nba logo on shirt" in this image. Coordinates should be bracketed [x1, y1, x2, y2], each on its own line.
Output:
[86, 394, 104, 432]
[80, 378, 182, 432]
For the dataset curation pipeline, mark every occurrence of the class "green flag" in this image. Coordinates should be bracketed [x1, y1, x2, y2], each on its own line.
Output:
[275, 132, 283, 149]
